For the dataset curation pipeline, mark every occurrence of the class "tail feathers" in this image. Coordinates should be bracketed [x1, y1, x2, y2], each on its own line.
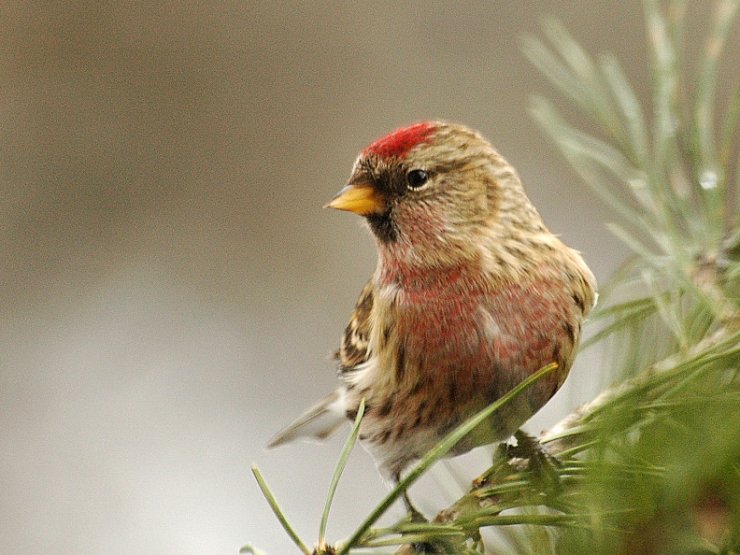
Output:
[266, 389, 348, 448]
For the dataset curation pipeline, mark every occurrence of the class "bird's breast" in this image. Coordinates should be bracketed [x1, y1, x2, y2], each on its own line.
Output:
[374, 271, 580, 392]
[375, 273, 494, 376]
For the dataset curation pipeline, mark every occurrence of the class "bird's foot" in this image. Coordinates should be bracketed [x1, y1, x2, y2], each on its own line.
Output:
[402, 490, 427, 524]
[509, 429, 562, 492]
[472, 431, 561, 491]
[471, 442, 514, 489]
[394, 471, 427, 523]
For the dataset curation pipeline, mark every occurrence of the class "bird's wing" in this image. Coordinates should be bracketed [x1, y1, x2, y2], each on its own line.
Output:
[266, 389, 347, 448]
[337, 279, 374, 372]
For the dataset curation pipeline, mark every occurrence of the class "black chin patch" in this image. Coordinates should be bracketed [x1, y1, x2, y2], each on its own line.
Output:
[366, 212, 397, 243]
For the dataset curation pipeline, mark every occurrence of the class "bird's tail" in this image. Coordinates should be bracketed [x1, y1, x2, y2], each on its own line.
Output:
[266, 389, 348, 448]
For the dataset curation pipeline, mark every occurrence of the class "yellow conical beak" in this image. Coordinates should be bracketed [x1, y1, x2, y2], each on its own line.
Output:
[325, 183, 385, 215]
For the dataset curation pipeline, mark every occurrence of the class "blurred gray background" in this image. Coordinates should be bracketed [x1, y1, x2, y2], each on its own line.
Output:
[1, 1, 736, 554]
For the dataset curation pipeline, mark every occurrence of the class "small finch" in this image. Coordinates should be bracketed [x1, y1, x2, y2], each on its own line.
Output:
[269, 121, 596, 499]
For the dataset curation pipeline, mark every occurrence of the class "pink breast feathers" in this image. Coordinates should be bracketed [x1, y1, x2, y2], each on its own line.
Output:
[400, 277, 572, 381]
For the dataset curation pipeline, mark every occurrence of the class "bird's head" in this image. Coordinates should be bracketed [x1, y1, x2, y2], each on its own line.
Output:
[327, 121, 541, 269]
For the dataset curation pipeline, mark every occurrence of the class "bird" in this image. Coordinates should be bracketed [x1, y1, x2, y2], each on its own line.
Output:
[268, 121, 596, 506]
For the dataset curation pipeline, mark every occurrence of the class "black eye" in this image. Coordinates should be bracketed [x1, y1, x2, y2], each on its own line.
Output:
[406, 169, 429, 190]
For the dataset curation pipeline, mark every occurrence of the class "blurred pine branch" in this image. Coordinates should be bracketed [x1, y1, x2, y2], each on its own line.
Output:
[248, 1, 739, 553]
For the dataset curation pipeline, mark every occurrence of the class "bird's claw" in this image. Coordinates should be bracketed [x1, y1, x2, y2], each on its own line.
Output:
[510, 430, 562, 492]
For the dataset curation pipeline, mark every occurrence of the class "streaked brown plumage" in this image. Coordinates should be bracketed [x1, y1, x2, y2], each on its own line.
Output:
[269, 121, 596, 485]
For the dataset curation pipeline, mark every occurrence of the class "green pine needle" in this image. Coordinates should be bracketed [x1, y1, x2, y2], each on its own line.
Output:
[318, 398, 366, 548]
[251, 464, 310, 555]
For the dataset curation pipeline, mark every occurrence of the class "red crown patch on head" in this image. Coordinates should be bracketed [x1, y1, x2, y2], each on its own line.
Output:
[363, 122, 436, 159]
